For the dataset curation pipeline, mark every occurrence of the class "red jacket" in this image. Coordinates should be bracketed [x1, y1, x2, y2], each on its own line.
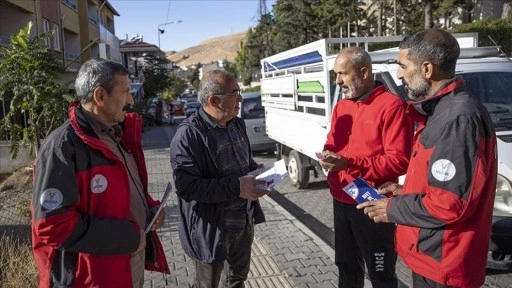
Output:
[388, 78, 497, 287]
[324, 84, 413, 204]
[31, 102, 169, 288]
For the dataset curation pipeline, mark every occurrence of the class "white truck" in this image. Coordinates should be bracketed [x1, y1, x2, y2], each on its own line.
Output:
[260, 34, 512, 269]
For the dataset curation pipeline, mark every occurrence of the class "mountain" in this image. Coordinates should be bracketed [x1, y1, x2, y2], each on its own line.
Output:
[166, 31, 247, 68]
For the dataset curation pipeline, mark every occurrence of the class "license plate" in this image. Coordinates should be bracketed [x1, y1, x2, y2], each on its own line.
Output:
[254, 126, 265, 133]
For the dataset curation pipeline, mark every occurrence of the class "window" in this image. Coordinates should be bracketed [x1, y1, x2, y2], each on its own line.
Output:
[62, 0, 77, 10]
[42, 19, 50, 47]
[53, 24, 60, 51]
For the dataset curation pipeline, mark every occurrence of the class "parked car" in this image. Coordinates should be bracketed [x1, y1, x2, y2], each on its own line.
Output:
[239, 92, 275, 153]
[185, 102, 201, 117]
[170, 100, 185, 116]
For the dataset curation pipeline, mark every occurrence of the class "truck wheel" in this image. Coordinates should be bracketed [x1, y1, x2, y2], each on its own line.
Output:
[287, 150, 310, 189]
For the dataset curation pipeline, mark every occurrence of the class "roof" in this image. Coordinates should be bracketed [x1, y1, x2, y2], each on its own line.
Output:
[102, 0, 120, 16]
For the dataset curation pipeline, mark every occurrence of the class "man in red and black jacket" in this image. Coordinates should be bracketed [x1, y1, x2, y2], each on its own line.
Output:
[318, 47, 413, 288]
[31, 59, 169, 288]
[358, 29, 497, 288]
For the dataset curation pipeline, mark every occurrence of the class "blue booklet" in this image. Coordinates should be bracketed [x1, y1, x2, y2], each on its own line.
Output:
[342, 177, 386, 203]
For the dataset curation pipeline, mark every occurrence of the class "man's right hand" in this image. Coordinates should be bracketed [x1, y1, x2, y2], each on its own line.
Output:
[239, 175, 268, 201]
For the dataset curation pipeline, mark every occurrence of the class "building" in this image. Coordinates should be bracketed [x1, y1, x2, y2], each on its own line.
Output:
[119, 35, 163, 83]
[0, 0, 121, 85]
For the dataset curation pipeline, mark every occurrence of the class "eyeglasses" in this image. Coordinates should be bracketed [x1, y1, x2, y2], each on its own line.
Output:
[212, 90, 242, 97]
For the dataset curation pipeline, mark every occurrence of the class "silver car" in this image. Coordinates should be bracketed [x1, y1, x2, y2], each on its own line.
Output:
[239, 92, 275, 153]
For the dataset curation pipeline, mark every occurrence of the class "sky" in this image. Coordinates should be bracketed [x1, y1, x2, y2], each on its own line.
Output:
[110, 0, 276, 52]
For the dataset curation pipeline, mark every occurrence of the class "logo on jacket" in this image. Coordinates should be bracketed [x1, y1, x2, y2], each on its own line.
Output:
[431, 159, 456, 182]
[40, 188, 63, 210]
[91, 174, 108, 193]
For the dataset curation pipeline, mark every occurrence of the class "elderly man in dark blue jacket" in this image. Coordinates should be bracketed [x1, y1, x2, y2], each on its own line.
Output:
[170, 70, 268, 287]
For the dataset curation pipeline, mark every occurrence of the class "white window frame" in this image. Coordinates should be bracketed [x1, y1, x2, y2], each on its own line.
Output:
[42, 19, 50, 47]
[53, 24, 60, 51]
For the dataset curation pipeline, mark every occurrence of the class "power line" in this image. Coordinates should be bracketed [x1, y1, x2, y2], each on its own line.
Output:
[163, 0, 172, 30]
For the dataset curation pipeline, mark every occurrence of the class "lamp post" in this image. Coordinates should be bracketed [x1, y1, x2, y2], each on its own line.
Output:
[158, 20, 182, 50]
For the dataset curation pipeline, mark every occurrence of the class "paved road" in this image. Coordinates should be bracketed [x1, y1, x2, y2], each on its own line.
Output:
[251, 152, 512, 288]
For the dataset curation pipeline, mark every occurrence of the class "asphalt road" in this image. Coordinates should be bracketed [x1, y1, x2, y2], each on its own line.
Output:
[251, 151, 512, 288]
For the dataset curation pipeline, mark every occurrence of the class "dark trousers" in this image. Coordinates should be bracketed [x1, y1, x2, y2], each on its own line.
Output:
[412, 272, 455, 288]
[334, 199, 398, 288]
[192, 224, 254, 288]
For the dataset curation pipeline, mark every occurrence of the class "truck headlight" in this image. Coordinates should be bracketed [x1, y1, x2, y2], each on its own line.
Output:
[494, 174, 512, 217]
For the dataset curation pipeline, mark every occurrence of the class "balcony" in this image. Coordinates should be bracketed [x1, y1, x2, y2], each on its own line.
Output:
[62, 0, 77, 10]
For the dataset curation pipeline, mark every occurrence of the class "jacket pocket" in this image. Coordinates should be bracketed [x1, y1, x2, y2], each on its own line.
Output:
[418, 227, 444, 262]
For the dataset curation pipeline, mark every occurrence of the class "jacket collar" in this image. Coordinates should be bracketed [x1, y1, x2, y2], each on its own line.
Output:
[409, 76, 465, 117]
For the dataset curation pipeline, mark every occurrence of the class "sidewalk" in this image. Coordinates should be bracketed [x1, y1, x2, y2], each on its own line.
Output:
[141, 124, 370, 288]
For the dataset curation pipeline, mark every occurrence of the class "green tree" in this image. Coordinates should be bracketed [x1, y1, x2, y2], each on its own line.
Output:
[186, 66, 201, 89]
[0, 22, 69, 159]
[167, 74, 187, 100]
[271, 0, 318, 52]
[141, 54, 171, 99]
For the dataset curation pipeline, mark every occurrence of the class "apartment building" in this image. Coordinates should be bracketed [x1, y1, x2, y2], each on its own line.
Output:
[0, 0, 121, 84]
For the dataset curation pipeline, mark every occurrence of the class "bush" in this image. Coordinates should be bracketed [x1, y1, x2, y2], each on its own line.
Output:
[453, 18, 512, 56]
[0, 232, 38, 287]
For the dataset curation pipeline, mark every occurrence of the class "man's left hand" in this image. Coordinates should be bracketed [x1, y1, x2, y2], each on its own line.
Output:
[356, 198, 390, 223]
[150, 207, 166, 231]
[318, 150, 348, 172]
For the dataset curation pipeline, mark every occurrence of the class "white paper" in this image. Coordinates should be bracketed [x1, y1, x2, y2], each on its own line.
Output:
[254, 159, 288, 190]
[145, 182, 172, 234]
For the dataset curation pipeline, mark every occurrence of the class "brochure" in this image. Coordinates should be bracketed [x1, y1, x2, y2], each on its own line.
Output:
[252, 159, 288, 191]
[145, 182, 172, 234]
[342, 177, 386, 203]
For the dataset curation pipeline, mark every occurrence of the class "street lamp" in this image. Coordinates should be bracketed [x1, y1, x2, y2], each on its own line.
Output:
[158, 20, 182, 50]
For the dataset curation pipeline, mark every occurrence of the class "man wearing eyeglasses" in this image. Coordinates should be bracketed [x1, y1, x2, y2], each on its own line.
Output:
[170, 70, 268, 287]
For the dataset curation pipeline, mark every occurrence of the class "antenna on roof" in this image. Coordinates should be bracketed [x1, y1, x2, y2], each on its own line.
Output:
[487, 35, 510, 60]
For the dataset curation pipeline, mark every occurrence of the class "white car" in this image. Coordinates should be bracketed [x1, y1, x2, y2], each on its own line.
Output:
[184, 102, 201, 117]
[239, 92, 275, 153]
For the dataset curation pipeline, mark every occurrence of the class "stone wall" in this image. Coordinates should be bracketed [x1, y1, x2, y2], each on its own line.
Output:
[0, 142, 34, 174]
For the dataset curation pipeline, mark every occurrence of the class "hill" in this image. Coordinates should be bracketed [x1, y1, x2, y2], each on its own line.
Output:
[166, 31, 246, 68]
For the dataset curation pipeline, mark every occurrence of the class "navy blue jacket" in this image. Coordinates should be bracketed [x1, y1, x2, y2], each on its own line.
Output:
[170, 109, 266, 263]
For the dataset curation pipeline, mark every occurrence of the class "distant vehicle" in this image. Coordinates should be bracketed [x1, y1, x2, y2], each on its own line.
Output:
[147, 98, 163, 125]
[239, 92, 275, 153]
[170, 100, 185, 116]
[185, 102, 201, 117]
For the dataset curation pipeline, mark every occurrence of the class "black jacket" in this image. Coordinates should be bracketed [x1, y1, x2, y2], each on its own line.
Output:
[170, 109, 266, 263]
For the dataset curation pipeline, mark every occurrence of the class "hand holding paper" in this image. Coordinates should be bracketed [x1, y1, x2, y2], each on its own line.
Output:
[239, 175, 267, 200]
[342, 177, 386, 203]
[254, 159, 288, 191]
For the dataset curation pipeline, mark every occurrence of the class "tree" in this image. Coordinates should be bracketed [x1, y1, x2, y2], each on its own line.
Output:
[0, 22, 69, 159]
[186, 66, 201, 89]
[141, 54, 171, 99]
[167, 74, 186, 100]
[271, 0, 318, 52]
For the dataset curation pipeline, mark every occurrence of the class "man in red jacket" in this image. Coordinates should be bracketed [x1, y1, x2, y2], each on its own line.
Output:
[358, 29, 497, 288]
[31, 59, 169, 288]
[318, 47, 413, 288]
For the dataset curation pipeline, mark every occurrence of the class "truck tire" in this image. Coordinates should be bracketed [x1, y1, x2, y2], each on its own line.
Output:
[287, 150, 310, 189]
